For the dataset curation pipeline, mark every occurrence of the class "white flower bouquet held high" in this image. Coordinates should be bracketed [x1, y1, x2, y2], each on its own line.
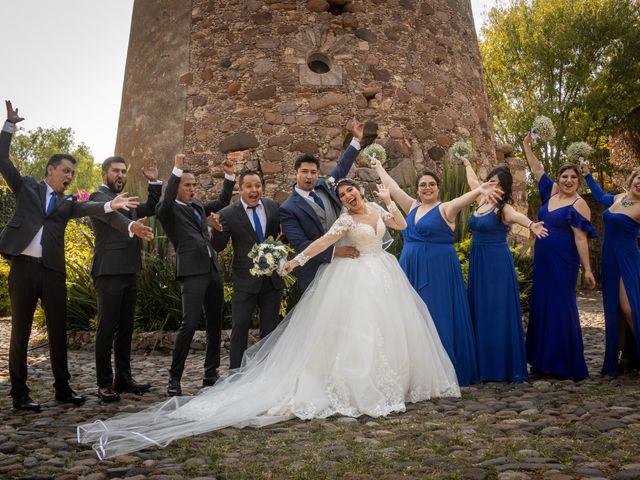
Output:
[565, 141, 594, 163]
[248, 236, 289, 277]
[362, 143, 387, 167]
[530, 116, 556, 142]
[449, 141, 474, 161]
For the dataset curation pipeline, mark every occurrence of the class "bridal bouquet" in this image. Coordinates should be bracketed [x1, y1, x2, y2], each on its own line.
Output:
[449, 141, 474, 161]
[362, 143, 387, 167]
[565, 141, 594, 163]
[248, 236, 289, 277]
[530, 116, 556, 142]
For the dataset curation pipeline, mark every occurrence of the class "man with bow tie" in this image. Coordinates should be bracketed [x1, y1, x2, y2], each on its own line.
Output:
[156, 153, 235, 396]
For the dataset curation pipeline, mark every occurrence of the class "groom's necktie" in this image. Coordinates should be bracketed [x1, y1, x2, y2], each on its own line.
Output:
[247, 205, 265, 242]
[45, 192, 56, 217]
[309, 190, 325, 210]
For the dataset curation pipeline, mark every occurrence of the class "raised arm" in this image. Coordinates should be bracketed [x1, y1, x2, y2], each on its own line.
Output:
[523, 133, 546, 183]
[373, 184, 407, 230]
[205, 152, 237, 215]
[461, 156, 480, 190]
[370, 158, 416, 214]
[328, 118, 364, 180]
[136, 161, 163, 217]
[441, 182, 503, 223]
[580, 162, 615, 207]
[0, 101, 26, 194]
[157, 154, 184, 223]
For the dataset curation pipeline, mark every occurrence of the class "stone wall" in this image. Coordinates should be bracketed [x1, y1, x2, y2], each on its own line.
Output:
[115, 0, 193, 186]
[119, 0, 498, 202]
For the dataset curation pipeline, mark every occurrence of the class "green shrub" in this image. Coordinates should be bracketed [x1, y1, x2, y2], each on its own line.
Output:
[0, 258, 11, 316]
[0, 185, 16, 231]
[63, 219, 97, 330]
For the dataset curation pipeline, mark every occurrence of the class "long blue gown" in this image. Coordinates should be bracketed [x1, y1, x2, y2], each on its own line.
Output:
[585, 174, 640, 376]
[468, 208, 528, 382]
[400, 204, 479, 386]
[526, 174, 596, 379]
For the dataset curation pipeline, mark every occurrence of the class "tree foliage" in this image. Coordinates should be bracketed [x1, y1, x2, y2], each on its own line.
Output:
[480, 0, 640, 180]
[7, 126, 102, 192]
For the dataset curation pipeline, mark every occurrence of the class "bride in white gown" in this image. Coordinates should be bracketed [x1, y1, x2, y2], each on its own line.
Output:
[78, 180, 460, 460]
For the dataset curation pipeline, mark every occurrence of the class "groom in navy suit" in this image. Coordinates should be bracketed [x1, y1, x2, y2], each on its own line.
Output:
[280, 120, 365, 293]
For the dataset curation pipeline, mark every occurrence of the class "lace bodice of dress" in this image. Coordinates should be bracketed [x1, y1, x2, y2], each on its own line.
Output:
[327, 203, 392, 255]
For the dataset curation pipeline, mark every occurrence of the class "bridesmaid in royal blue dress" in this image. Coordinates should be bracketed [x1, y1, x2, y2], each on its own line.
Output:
[581, 164, 640, 375]
[371, 159, 503, 386]
[464, 163, 548, 382]
[523, 133, 597, 380]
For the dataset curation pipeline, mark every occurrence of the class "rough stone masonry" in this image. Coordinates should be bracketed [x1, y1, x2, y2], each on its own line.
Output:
[115, 0, 502, 205]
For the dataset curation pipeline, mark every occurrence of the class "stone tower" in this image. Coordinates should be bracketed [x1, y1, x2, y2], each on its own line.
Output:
[116, 0, 497, 201]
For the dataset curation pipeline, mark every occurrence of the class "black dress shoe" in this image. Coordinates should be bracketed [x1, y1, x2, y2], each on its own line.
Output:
[113, 378, 151, 395]
[202, 374, 219, 387]
[55, 389, 86, 406]
[167, 379, 182, 397]
[12, 395, 41, 412]
[98, 386, 121, 403]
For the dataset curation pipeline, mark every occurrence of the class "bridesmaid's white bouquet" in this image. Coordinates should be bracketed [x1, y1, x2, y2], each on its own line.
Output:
[530, 116, 556, 142]
[362, 143, 387, 166]
[565, 141, 594, 163]
[449, 141, 474, 161]
[248, 237, 289, 277]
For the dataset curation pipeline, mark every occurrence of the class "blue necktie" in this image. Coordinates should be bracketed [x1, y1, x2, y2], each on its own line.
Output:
[248, 205, 265, 242]
[190, 204, 202, 225]
[309, 190, 325, 210]
[46, 192, 56, 216]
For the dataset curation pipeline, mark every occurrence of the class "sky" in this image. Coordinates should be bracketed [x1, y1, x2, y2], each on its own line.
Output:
[1, 0, 496, 163]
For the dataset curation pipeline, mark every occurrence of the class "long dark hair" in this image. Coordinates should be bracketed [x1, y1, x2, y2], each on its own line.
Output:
[486, 165, 513, 222]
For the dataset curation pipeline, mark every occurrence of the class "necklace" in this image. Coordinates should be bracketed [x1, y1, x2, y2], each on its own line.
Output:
[620, 196, 639, 207]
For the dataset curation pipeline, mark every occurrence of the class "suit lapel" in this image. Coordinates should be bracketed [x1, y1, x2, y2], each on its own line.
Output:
[234, 201, 259, 241]
[291, 191, 324, 231]
[38, 182, 48, 216]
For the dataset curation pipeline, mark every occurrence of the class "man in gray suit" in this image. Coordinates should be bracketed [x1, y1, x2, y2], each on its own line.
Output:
[211, 170, 284, 369]
[89, 156, 158, 402]
[0, 101, 140, 412]
[157, 153, 235, 396]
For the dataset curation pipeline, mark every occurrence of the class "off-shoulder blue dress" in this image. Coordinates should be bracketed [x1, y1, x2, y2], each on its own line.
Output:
[468, 208, 528, 382]
[400, 204, 479, 386]
[585, 174, 640, 376]
[526, 174, 596, 379]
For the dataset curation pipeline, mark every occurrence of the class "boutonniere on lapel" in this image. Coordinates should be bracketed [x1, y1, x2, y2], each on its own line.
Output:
[324, 176, 336, 190]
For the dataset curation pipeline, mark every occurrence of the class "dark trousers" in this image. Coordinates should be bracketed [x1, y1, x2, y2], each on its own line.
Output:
[170, 263, 224, 381]
[230, 281, 283, 369]
[93, 274, 137, 388]
[8, 256, 71, 398]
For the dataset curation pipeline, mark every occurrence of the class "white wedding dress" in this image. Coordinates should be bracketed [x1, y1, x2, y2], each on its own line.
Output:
[78, 204, 459, 459]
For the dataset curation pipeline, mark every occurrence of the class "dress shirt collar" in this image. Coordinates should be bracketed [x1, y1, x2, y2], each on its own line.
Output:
[240, 198, 264, 210]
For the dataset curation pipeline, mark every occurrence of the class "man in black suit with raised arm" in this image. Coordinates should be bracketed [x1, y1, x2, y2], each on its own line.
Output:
[157, 152, 236, 396]
[0, 101, 141, 412]
[211, 170, 284, 370]
[89, 156, 159, 402]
